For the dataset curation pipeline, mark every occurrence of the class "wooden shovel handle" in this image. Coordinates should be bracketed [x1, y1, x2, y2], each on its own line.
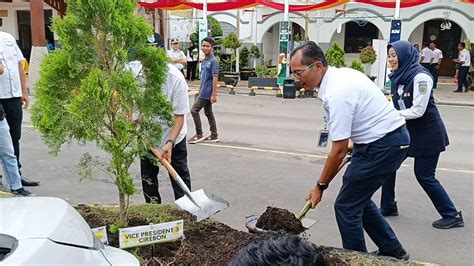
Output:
[150, 147, 179, 182]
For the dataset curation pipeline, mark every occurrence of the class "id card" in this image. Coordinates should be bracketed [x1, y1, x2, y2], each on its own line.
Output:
[318, 130, 329, 148]
[398, 99, 407, 110]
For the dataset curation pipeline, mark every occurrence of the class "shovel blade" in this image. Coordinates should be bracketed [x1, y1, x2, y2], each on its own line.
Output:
[301, 217, 317, 229]
[175, 189, 229, 221]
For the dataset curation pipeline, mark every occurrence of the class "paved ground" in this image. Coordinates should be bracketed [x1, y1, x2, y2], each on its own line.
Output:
[4, 86, 474, 265]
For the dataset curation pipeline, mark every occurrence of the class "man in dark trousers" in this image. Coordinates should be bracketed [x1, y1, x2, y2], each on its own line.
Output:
[0, 31, 39, 187]
[188, 37, 219, 144]
[290, 42, 410, 260]
[452, 42, 471, 93]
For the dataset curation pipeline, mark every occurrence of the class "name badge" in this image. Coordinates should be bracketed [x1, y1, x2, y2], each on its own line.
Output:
[318, 130, 329, 148]
[398, 99, 407, 110]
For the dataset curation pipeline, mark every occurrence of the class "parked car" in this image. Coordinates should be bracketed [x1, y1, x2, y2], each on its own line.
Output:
[0, 197, 139, 265]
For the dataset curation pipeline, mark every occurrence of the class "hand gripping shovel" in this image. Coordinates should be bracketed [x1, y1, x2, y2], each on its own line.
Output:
[151, 148, 229, 221]
[296, 156, 352, 227]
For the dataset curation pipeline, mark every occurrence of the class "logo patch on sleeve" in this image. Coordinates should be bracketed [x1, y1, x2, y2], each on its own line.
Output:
[418, 80, 428, 94]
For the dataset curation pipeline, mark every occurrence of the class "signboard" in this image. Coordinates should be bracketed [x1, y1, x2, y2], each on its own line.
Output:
[372, 39, 389, 90]
[198, 19, 208, 45]
[389, 19, 402, 43]
[91, 226, 108, 244]
[119, 220, 184, 249]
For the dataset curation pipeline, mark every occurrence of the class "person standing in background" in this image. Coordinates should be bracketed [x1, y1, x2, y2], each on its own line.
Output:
[187, 41, 198, 81]
[167, 38, 187, 75]
[0, 31, 40, 187]
[419, 42, 434, 74]
[452, 42, 471, 93]
[429, 42, 443, 89]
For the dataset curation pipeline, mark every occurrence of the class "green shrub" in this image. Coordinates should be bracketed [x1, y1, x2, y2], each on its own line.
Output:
[360, 46, 377, 65]
[325, 42, 346, 68]
[350, 60, 364, 73]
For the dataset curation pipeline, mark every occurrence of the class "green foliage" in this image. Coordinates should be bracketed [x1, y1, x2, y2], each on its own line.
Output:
[255, 65, 277, 78]
[360, 46, 377, 65]
[208, 16, 223, 37]
[31, 0, 173, 225]
[293, 34, 309, 42]
[189, 32, 198, 44]
[325, 42, 346, 68]
[350, 60, 364, 73]
[250, 44, 261, 59]
[222, 33, 241, 72]
[239, 47, 249, 68]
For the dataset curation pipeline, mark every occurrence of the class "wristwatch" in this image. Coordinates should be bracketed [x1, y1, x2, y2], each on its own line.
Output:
[166, 139, 175, 146]
[317, 181, 329, 191]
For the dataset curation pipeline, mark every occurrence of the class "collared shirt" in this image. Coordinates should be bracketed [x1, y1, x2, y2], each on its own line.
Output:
[125, 62, 189, 147]
[431, 48, 443, 64]
[398, 73, 433, 120]
[199, 53, 219, 100]
[167, 49, 186, 70]
[420, 47, 433, 64]
[458, 48, 471, 67]
[318, 67, 405, 144]
[0, 31, 25, 99]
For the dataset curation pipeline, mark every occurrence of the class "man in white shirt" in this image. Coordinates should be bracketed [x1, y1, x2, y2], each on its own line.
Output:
[452, 42, 471, 93]
[0, 31, 39, 187]
[429, 42, 443, 89]
[126, 59, 191, 204]
[419, 42, 434, 73]
[289, 42, 410, 260]
[167, 38, 187, 75]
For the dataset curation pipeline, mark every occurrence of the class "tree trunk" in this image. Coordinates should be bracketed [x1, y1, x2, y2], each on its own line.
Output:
[119, 191, 128, 226]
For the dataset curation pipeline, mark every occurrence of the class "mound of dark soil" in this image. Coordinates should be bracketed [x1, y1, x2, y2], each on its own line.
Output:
[256, 206, 305, 234]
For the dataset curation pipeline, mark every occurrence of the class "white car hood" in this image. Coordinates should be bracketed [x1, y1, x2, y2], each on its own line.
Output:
[0, 197, 94, 248]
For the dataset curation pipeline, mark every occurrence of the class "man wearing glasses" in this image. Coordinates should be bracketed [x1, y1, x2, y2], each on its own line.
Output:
[289, 41, 410, 260]
[167, 38, 187, 75]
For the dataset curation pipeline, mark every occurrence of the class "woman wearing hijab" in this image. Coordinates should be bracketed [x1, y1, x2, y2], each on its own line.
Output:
[380, 40, 464, 229]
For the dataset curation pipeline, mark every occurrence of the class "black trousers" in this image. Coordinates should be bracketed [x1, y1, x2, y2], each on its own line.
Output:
[187, 61, 198, 81]
[0, 97, 23, 173]
[458, 66, 470, 92]
[430, 64, 439, 89]
[140, 138, 191, 204]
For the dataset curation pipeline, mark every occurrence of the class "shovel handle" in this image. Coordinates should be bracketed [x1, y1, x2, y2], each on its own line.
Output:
[297, 157, 352, 220]
[150, 148, 194, 198]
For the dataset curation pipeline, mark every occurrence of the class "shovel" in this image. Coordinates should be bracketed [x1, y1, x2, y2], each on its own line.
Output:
[151, 148, 229, 221]
[296, 156, 352, 225]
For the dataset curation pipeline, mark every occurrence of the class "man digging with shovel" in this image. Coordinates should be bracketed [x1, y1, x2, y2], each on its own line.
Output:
[289, 42, 410, 260]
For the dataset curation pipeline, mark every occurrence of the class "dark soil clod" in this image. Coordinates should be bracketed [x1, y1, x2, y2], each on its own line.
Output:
[256, 206, 306, 234]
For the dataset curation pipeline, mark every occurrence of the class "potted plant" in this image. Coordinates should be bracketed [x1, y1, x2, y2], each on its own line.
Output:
[248, 65, 278, 95]
[222, 33, 241, 85]
[31, 0, 172, 226]
[250, 44, 261, 69]
[325, 42, 346, 68]
[239, 47, 255, 80]
[360, 45, 377, 79]
[350, 60, 364, 73]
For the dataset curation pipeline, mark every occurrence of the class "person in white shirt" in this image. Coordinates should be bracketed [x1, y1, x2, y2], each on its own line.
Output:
[289, 41, 410, 260]
[126, 58, 191, 204]
[452, 42, 471, 93]
[419, 42, 434, 74]
[429, 42, 443, 89]
[167, 38, 187, 75]
[0, 31, 39, 187]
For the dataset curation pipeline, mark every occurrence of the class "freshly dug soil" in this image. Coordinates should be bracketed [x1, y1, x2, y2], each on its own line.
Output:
[256, 206, 305, 234]
[76, 204, 429, 266]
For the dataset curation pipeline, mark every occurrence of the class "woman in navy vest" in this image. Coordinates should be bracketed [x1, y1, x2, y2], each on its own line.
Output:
[380, 40, 463, 229]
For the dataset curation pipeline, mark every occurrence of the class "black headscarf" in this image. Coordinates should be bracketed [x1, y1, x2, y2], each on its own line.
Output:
[387, 40, 432, 88]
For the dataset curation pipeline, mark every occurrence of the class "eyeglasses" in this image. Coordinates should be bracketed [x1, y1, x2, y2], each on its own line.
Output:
[291, 62, 315, 80]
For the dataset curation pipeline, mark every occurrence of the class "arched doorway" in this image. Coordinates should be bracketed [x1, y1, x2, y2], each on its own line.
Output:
[344, 21, 380, 53]
[261, 21, 305, 67]
[409, 19, 463, 76]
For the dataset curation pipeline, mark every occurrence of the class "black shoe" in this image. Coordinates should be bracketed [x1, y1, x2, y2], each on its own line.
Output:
[380, 202, 399, 217]
[21, 177, 40, 187]
[371, 246, 410, 260]
[11, 188, 34, 196]
[432, 211, 464, 229]
[453, 89, 463, 93]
